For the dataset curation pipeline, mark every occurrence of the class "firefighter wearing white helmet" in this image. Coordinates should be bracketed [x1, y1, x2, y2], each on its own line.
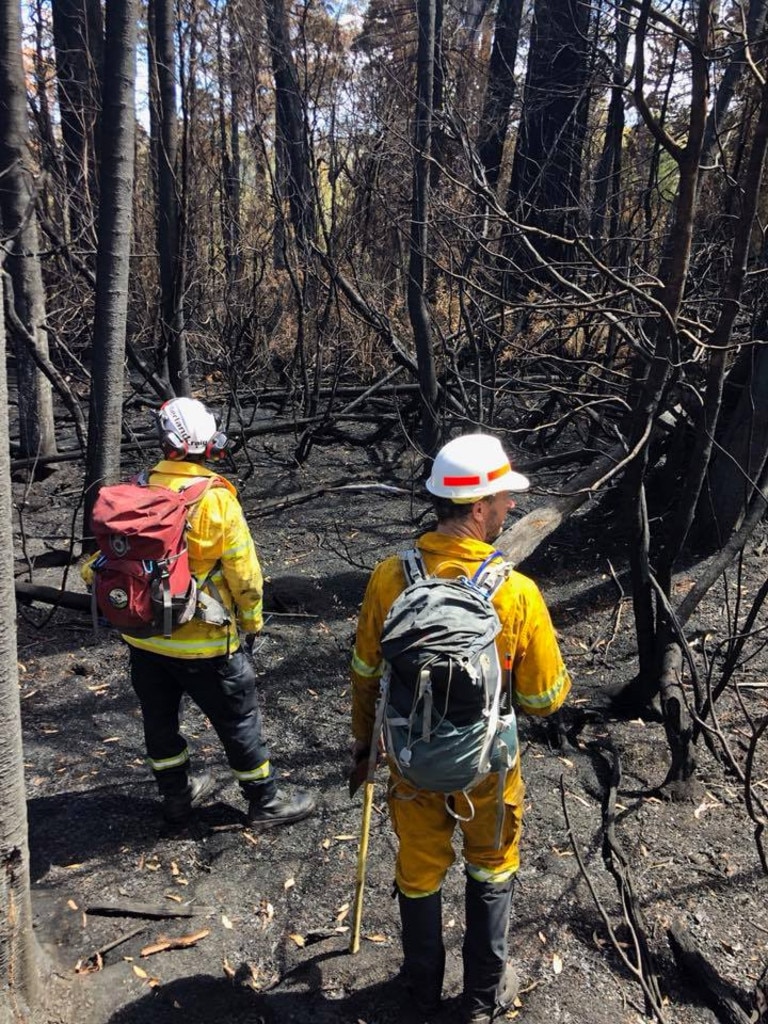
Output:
[156, 396, 221, 458]
[426, 433, 530, 501]
[350, 432, 570, 1024]
[84, 397, 315, 830]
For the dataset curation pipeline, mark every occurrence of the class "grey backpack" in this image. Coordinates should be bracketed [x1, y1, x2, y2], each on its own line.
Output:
[376, 548, 518, 809]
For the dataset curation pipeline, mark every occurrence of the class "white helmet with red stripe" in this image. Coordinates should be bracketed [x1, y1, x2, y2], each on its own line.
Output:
[426, 433, 529, 501]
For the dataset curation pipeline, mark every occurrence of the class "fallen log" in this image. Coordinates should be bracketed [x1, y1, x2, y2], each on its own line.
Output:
[10, 411, 402, 471]
[84, 900, 204, 919]
[13, 445, 623, 615]
[668, 923, 753, 1024]
[15, 581, 90, 611]
[497, 445, 624, 565]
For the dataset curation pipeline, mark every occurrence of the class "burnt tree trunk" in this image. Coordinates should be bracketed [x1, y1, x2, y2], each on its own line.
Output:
[149, 0, 190, 396]
[589, 0, 630, 255]
[83, 0, 138, 542]
[263, 0, 316, 258]
[51, 0, 103, 243]
[475, 0, 524, 195]
[504, 0, 591, 276]
[0, 0, 58, 461]
[407, 0, 441, 455]
[698, 343, 768, 544]
[0, 250, 41, 1023]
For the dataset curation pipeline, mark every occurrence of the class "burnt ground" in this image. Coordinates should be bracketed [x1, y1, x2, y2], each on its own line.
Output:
[12, 436, 768, 1024]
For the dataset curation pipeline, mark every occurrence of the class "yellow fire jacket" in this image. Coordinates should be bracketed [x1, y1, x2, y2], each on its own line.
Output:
[84, 460, 263, 658]
[351, 531, 571, 744]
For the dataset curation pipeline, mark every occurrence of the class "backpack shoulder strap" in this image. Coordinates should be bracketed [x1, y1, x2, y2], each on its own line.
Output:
[178, 475, 221, 505]
[471, 550, 509, 599]
[399, 547, 427, 586]
[131, 472, 229, 504]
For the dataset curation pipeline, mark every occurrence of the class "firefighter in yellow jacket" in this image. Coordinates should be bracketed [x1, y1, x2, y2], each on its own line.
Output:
[350, 434, 571, 1024]
[86, 398, 315, 828]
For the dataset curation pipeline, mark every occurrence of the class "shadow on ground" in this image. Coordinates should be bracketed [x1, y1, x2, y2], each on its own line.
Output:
[101, 953, 459, 1024]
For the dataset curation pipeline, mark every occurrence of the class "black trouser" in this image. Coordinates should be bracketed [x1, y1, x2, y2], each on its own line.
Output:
[128, 646, 271, 798]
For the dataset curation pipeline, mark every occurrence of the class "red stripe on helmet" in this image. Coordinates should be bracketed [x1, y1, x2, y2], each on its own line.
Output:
[443, 474, 481, 486]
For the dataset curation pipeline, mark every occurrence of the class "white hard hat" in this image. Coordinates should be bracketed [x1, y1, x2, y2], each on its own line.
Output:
[157, 397, 218, 456]
[426, 433, 529, 501]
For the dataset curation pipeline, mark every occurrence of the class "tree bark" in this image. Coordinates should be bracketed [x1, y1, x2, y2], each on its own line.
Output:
[217, 3, 243, 284]
[504, 0, 591, 271]
[475, 0, 524, 194]
[0, 0, 58, 462]
[263, 0, 316, 257]
[699, 343, 768, 543]
[83, 0, 138, 544]
[495, 447, 622, 564]
[0, 253, 40, 1021]
[407, 0, 441, 455]
[51, 0, 103, 243]
[149, 0, 190, 396]
[589, 0, 630, 254]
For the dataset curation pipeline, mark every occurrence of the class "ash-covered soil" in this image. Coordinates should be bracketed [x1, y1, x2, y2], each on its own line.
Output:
[13, 437, 768, 1024]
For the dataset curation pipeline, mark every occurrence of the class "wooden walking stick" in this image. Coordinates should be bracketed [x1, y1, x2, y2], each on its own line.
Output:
[349, 777, 375, 954]
[348, 720, 384, 955]
[348, 690, 386, 954]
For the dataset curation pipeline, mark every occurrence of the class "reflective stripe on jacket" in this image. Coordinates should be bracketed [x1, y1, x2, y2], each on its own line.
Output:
[98, 460, 263, 658]
[351, 531, 571, 743]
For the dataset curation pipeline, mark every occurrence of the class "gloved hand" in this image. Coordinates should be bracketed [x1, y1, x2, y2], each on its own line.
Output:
[243, 633, 257, 657]
[347, 736, 385, 796]
[348, 740, 371, 797]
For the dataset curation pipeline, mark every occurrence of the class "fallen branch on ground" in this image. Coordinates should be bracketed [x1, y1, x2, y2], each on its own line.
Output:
[84, 900, 204, 919]
[15, 581, 90, 612]
[140, 929, 210, 957]
[667, 924, 753, 1024]
[560, 766, 668, 1023]
[75, 923, 147, 973]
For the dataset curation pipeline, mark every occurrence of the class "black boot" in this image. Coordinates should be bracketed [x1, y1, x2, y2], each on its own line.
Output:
[162, 771, 216, 825]
[398, 888, 445, 1018]
[462, 872, 515, 1023]
[246, 779, 315, 828]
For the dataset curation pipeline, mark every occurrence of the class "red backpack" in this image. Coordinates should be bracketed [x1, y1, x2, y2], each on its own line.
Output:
[90, 474, 221, 637]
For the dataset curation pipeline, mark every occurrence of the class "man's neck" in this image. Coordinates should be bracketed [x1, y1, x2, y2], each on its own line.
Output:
[435, 520, 487, 543]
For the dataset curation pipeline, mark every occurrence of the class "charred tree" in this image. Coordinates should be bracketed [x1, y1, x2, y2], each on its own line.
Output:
[503, 0, 591, 276]
[408, 0, 441, 455]
[0, 0, 58, 462]
[217, 2, 243, 285]
[589, 0, 631, 258]
[0, 250, 40, 1024]
[149, 0, 190, 396]
[83, 0, 138, 541]
[263, 0, 316, 259]
[51, 0, 103, 244]
[475, 0, 524, 195]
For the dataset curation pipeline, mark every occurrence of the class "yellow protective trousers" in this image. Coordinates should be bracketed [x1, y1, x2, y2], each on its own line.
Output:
[387, 764, 525, 897]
